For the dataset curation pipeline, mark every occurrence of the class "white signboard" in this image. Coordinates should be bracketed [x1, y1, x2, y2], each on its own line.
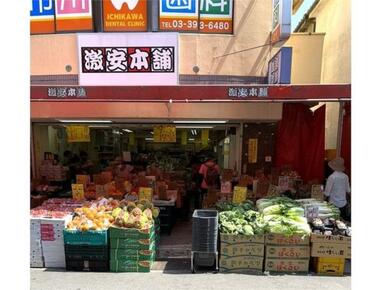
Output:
[78, 33, 179, 86]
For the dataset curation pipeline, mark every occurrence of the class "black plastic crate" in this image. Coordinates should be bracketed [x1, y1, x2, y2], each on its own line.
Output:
[65, 258, 109, 272]
[65, 245, 109, 261]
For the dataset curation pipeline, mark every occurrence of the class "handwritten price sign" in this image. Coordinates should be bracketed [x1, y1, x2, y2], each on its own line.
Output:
[72, 184, 85, 200]
[138, 187, 153, 202]
[233, 186, 247, 204]
[154, 125, 176, 143]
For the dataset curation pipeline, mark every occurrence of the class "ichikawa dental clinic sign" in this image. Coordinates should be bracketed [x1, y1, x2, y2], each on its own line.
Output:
[78, 33, 179, 86]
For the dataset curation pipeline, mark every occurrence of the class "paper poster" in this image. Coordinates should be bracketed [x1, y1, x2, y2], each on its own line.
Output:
[233, 186, 247, 204]
[55, 0, 93, 32]
[181, 129, 187, 145]
[248, 138, 258, 163]
[102, 0, 147, 32]
[153, 125, 176, 143]
[66, 125, 90, 142]
[221, 181, 232, 194]
[201, 129, 209, 146]
[138, 187, 153, 202]
[72, 184, 85, 200]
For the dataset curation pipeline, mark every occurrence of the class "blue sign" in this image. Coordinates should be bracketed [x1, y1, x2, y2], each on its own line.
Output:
[160, 0, 197, 14]
[30, 0, 55, 17]
[268, 47, 292, 84]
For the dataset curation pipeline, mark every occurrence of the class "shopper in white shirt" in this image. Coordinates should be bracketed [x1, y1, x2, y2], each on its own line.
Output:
[324, 157, 351, 221]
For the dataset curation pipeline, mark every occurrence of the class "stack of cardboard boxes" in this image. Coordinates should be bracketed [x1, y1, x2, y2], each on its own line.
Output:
[264, 233, 311, 273]
[219, 234, 265, 274]
[109, 225, 156, 272]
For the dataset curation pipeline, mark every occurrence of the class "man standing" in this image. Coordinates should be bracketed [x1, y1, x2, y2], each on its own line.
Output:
[324, 157, 351, 221]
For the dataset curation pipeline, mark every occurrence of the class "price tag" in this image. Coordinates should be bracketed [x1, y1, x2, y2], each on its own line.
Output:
[267, 184, 279, 197]
[221, 181, 232, 193]
[311, 184, 324, 200]
[71, 184, 85, 200]
[278, 176, 289, 192]
[138, 187, 153, 202]
[305, 205, 319, 221]
[233, 186, 247, 204]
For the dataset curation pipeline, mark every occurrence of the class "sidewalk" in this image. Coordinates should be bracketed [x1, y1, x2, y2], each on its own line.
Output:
[31, 268, 350, 290]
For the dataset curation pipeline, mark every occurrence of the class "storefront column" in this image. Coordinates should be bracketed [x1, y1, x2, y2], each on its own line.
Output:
[336, 101, 345, 157]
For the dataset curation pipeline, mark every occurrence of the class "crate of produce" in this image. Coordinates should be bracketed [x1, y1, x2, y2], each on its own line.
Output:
[313, 257, 345, 276]
[220, 234, 265, 258]
[63, 229, 108, 246]
[109, 225, 155, 240]
[311, 242, 351, 258]
[65, 245, 109, 260]
[65, 259, 109, 272]
[110, 243, 156, 261]
[110, 259, 152, 272]
[264, 258, 310, 273]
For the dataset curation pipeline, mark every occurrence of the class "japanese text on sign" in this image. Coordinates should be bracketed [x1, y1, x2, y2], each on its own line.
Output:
[199, 0, 233, 34]
[233, 186, 247, 204]
[30, 0, 55, 34]
[228, 87, 268, 98]
[248, 138, 258, 163]
[103, 0, 147, 32]
[81, 47, 175, 73]
[55, 0, 93, 32]
[72, 184, 85, 200]
[66, 125, 90, 143]
[153, 125, 177, 143]
[47, 87, 87, 98]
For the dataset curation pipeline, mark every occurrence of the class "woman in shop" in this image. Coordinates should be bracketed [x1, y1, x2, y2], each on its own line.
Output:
[198, 157, 221, 209]
[324, 157, 351, 221]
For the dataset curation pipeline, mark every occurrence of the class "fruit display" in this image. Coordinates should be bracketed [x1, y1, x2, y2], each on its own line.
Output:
[67, 207, 114, 231]
[30, 198, 83, 218]
[111, 199, 160, 230]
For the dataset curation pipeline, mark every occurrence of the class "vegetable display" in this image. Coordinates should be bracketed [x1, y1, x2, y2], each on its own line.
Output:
[310, 217, 351, 237]
[216, 200, 255, 213]
[296, 198, 341, 219]
[219, 210, 266, 235]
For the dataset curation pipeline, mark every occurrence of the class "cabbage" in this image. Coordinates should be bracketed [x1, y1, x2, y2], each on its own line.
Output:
[263, 204, 282, 215]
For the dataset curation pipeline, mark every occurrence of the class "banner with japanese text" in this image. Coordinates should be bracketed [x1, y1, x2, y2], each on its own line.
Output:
[181, 129, 188, 145]
[201, 129, 209, 146]
[55, 0, 93, 32]
[153, 125, 176, 143]
[103, 0, 147, 32]
[248, 138, 258, 163]
[30, 0, 56, 34]
[77, 33, 178, 85]
[66, 125, 90, 142]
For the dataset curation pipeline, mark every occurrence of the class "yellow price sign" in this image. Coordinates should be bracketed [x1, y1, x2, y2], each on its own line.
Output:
[233, 186, 247, 204]
[66, 125, 90, 142]
[138, 187, 153, 202]
[201, 129, 209, 147]
[248, 138, 258, 163]
[72, 184, 85, 200]
[154, 125, 176, 143]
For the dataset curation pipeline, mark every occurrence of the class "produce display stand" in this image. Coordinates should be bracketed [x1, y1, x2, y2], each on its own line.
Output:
[191, 210, 219, 273]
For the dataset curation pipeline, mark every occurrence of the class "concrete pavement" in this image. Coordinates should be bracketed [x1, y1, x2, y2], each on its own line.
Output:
[31, 268, 350, 290]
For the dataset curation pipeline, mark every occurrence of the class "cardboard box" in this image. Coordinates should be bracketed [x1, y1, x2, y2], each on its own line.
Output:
[110, 237, 154, 250]
[311, 243, 351, 258]
[221, 234, 265, 244]
[109, 225, 154, 240]
[221, 243, 265, 257]
[110, 246, 156, 261]
[311, 233, 351, 244]
[265, 245, 310, 259]
[265, 233, 310, 246]
[219, 256, 264, 271]
[109, 259, 152, 272]
[264, 258, 310, 273]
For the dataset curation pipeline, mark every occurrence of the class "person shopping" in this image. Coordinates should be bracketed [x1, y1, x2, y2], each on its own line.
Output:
[198, 157, 220, 209]
[324, 157, 351, 221]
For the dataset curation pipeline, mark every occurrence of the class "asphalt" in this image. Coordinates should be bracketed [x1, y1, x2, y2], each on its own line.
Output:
[30, 268, 351, 290]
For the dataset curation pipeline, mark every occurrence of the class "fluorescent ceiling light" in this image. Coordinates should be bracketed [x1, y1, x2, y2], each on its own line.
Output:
[309, 103, 324, 113]
[58, 120, 112, 123]
[150, 132, 154, 135]
[188, 138, 195, 141]
[89, 125, 111, 128]
[176, 126, 213, 129]
[122, 129, 133, 133]
[145, 138, 154, 141]
[173, 120, 227, 124]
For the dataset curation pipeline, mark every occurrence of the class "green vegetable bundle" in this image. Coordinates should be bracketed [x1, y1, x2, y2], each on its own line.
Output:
[219, 210, 267, 235]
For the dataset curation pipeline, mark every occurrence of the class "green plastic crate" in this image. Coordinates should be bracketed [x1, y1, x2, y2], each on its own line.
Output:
[110, 242, 156, 261]
[63, 229, 108, 246]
